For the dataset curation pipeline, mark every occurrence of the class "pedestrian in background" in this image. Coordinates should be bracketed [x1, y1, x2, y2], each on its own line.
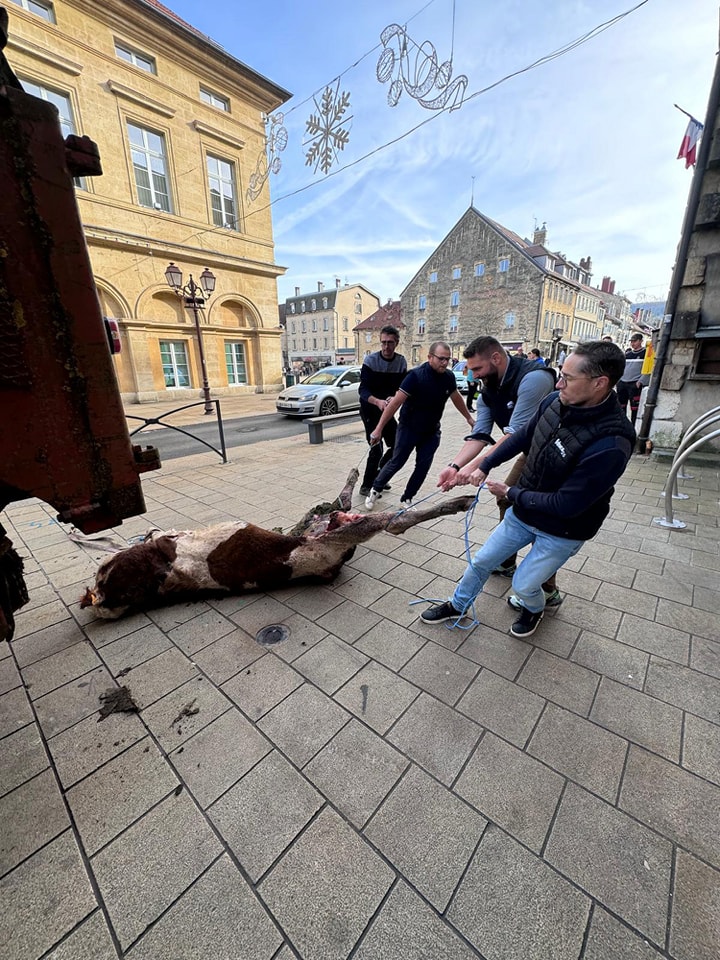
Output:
[617, 333, 648, 426]
[366, 341, 475, 509]
[358, 325, 407, 497]
[465, 363, 478, 412]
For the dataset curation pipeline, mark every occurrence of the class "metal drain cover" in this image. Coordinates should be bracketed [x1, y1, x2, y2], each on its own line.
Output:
[255, 624, 290, 646]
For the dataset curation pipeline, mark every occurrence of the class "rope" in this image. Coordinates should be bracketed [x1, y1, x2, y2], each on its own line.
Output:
[410, 482, 486, 631]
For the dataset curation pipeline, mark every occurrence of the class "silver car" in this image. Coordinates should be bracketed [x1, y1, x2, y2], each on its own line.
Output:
[276, 365, 362, 417]
[452, 361, 468, 393]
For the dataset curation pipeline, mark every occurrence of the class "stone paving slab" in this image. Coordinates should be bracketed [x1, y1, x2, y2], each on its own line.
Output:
[2, 410, 720, 958]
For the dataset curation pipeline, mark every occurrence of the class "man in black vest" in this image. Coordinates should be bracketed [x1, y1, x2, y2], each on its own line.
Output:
[424, 341, 635, 638]
[437, 335, 558, 600]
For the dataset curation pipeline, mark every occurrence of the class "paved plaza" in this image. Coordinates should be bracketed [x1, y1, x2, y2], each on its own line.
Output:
[1, 397, 719, 959]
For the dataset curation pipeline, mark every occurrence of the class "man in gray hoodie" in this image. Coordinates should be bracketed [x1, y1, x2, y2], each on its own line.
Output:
[616, 333, 649, 425]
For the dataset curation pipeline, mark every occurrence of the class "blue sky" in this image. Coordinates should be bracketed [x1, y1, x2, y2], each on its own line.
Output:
[167, 0, 717, 306]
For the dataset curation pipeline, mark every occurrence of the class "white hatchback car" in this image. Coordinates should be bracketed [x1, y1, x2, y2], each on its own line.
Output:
[276, 365, 362, 417]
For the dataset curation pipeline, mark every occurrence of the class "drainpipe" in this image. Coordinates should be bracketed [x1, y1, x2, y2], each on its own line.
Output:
[636, 47, 720, 453]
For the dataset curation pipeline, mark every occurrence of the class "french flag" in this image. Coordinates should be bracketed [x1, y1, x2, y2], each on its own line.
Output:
[677, 118, 703, 168]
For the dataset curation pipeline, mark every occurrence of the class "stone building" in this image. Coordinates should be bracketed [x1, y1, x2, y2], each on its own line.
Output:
[282, 281, 380, 372]
[6, 0, 290, 403]
[400, 209, 594, 363]
[354, 300, 404, 359]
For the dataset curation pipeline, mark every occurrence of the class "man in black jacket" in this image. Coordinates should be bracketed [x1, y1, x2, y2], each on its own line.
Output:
[423, 341, 635, 638]
[358, 326, 407, 497]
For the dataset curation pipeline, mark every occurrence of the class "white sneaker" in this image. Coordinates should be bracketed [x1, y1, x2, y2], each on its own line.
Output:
[365, 489, 381, 510]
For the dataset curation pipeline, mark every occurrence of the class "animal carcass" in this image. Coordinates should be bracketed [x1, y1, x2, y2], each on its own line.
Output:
[81, 470, 474, 618]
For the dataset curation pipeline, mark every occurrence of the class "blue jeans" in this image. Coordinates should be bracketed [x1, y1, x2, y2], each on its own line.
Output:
[373, 424, 441, 500]
[452, 507, 584, 614]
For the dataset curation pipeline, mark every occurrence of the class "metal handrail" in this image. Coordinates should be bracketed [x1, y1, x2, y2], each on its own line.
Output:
[663, 405, 720, 497]
[655, 423, 720, 528]
[126, 399, 227, 463]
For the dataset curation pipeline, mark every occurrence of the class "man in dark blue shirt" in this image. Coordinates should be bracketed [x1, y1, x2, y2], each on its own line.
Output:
[422, 341, 635, 639]
[358, 326, 407, 496]
[366, 341, 475, 509]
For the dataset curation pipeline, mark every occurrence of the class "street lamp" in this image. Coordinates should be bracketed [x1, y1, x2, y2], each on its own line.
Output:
[164, 262, 216, 414]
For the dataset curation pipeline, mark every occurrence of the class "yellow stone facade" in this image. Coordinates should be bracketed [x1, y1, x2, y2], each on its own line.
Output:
[7, 0, 290, 403]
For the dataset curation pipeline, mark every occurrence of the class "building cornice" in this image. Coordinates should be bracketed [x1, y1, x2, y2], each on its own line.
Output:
[7, 35, 83, 75]
[107, 79, 175, 118]
[192, 120, 245, 151]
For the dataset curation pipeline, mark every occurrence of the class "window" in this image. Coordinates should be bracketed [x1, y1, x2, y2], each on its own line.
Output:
[343, 318, 349, 331]
[313, 338, 317, 349]
[21, 80, 86, 189]
[429, 271, 438, 284]
[505, 312, 515, 328]
[451, 290, 460, 307]
[453, 266, 462, 280]
[323, 317, 329, 331]
[301, 320, 306, 333]
[115, 41, 156, 74]
[127, 123, 171, 212]
[344, 338, 349, 347]
[498, 258, 510, 272]
[160, 341, 190, 388]
[449, 315, 458, 333]
[311, 299, 317, 311]
[418, 294, 427, 310]
[474, 263, 485, 277]
[200, 87, 229, 111]
[418, 318, 425, 335]
[300, 301, 306, 312]
[355, 303, 362, 314]
[322, 297, 328, 309]
[311, 319, 317, 332]
[324, 337, 328, 348]
[207, 155, 237, 229]
[290, 304, 296, 314]
[290, 322, 295, 334]
[225, 342, 247, 384]
[365, 333, 372, 343]
[10, 0, 55, 22]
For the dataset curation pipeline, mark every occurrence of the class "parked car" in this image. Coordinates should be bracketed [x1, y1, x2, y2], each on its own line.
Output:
[452, 360, 468, 393]
[276, 365, 362, 417]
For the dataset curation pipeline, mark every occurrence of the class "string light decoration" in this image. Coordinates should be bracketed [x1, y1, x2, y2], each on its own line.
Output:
[246, 112, 288, 202]
[303, 81, 353, 174]
[376, 23, 467, 111]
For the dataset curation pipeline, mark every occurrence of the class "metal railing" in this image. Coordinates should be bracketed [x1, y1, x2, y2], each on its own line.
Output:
[654, 404, 720, 529]
[126, 399, 228, 463]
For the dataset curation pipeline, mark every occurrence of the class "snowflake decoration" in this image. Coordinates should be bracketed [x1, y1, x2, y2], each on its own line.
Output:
[304, 82, 352, 175]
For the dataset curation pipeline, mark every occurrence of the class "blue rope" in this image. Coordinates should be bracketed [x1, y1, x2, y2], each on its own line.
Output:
[410, 482, 486, 632]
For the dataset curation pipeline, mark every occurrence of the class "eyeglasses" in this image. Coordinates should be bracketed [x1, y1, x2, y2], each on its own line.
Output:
[430, 354, 451, 362]
[557, 371, 598, 384]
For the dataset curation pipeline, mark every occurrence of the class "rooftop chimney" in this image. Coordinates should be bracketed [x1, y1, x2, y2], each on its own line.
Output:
[533, 222, 547, 246]
[335, 278, 341, 289]
[317, 281, 324, 292]
[294, 286, 300, 296]
[601, 276, 611, 294]
[609, 280, 616, 295]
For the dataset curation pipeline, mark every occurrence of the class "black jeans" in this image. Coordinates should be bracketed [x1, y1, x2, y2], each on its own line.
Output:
[616, 380, 642, 425]
[373, 424, 441, 500]
[361, 405, 398, 489]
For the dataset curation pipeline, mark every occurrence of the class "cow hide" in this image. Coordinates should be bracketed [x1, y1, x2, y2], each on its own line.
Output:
[81, 469, 475, 619]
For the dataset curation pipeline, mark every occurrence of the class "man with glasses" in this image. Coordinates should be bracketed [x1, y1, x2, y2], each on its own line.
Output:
[358, 325, 408, 497]
[438, 335, 558, 601]
[365, 341, 475, 509]
[422, 341, 635, 637]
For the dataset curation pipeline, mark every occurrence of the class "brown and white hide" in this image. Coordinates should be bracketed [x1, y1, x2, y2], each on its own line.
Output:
[81, 469, 475, 618]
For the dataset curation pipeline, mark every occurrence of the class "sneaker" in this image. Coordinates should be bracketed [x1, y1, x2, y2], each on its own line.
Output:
[365, 489, 381, 510]
[421, 600, 461, 623]
[507, 589, 563, 611]
[359, 485, 371, 496]
[383, 484, 392, 491]
[510, 607, 544, 638]
[400, 497, 414, 509]
[492, 562, 516, 578]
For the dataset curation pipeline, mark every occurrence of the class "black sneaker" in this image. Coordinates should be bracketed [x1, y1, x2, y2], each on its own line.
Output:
[510, 607, 544, 638]
[421, 601, 461, 623]
[359, 485, 371, 496]
[492, 562, 516, 578]
[383, 484, 392, 491]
